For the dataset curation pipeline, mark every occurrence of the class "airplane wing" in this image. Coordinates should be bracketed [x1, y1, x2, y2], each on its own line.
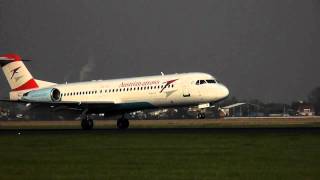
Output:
[0, 99, 115, 105]
[0, 99, 150, 116]
[0, 99, 116, 112]
[221, 103, 246, 109]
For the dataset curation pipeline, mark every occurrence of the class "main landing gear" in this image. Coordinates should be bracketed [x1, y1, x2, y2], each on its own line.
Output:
[117, 117, 129, 130]
[81, 116, 94, 130]
[80, 112, 129, 130]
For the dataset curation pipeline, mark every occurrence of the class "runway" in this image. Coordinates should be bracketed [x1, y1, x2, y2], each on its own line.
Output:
[1, 117, 320, 135]
[1, 127, 320, 136]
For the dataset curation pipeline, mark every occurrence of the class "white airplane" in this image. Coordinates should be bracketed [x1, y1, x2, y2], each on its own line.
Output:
[0, 54, 229, 129]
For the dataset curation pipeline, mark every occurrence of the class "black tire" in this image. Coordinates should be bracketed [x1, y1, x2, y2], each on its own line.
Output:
[197, 113, 205, 119]
[81, 118, 94, 130]
[201, 113, 206, 119]
[117, 118, 129, 130]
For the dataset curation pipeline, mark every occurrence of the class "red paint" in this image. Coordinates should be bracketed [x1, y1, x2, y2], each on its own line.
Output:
[12, 79, 39, 91]
[0, 54, 22, 61]
[160, 79, 178, 93]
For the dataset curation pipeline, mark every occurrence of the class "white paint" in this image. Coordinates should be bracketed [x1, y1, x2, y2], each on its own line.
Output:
[1, 58, 229, 110]
[50, 72, 229, 108]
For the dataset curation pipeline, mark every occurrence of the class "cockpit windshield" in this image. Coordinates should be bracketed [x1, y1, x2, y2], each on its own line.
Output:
[196, 79, 218, 85]
[206, 80, 217, 84]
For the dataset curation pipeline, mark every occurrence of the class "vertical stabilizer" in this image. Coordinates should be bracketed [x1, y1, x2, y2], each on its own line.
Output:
[0, 54, 39, 91]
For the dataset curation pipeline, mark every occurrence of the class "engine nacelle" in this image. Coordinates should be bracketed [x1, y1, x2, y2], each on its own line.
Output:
[22, 88, 61, 102]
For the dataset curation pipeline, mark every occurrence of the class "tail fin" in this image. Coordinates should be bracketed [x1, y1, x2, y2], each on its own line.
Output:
[0, 54, 48, 91]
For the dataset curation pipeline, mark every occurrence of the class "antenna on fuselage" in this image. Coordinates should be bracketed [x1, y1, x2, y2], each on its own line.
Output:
[161, 72, 164, 76]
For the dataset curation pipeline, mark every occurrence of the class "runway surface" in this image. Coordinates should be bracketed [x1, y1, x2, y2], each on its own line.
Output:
[1, 127, 320, 136]
[1, 117, 320, 135]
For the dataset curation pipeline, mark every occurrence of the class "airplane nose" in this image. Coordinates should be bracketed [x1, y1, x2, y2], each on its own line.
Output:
[219, 84, 229, 99]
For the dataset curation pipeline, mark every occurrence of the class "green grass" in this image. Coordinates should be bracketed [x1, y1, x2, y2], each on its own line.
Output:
[0, 129, 320, 180]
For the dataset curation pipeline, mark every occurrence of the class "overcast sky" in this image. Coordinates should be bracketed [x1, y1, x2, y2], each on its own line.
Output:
[0, 0, 319, 103]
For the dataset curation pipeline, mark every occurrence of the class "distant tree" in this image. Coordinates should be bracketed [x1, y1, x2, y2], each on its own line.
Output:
[290, 101, 303, 115]
[291, 101, 301, 111]
[308, 87, 320, 115]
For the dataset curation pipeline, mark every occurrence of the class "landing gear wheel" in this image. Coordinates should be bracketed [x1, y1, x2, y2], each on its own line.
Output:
[197, 113, 206, 119]
[81, 118, 94, 130]
[117, 118, 129, 130]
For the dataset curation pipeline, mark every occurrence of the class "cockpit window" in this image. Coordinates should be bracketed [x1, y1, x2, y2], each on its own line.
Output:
[206, 80, 217, 84]
[200, 80, 206, 84]
[196, 80, 210, 85]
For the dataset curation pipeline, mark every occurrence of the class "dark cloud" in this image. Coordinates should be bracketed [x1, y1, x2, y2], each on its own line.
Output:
[0, 0, 319, 103]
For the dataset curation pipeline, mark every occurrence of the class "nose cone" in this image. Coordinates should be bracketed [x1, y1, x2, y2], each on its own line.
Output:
[221, 85, 229, 99]
[218, 84, 229, 100]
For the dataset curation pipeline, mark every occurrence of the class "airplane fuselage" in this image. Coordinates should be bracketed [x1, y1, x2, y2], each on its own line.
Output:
[51, 72, 227, 112]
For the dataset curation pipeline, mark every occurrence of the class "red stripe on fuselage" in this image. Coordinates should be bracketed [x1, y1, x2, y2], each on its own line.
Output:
[160, 79, 178, 93]
[12, 79, 39, 91]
